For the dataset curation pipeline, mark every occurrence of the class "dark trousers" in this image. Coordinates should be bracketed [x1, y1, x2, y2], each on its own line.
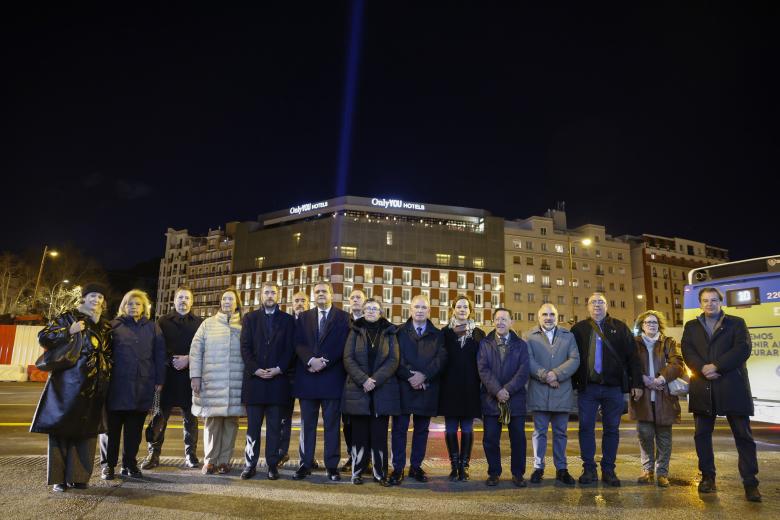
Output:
[694, 413, 759, 485]
[299, 398, 341, 470]
[47, 435, 97, 485]
[279, 396, 295, 458]
[483, 415, 526, 478]
[577, 383, 624, 473]
[343, 414, 353, 458]
[245, 404, 282, 469]
[146, 405, 199, 456]
[391, 414, 430, 472]
[349, 414, 389, 479]
[99, 410, 147, 468]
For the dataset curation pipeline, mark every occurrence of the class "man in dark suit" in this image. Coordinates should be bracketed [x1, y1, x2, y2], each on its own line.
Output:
[239, 282, 295, 480]
[141, 287, 203, 470]
[571, 292, 643, 487]
[292, 282, 350, 481]
[682, 287, 761, 502]
[389, 294, 446, 485]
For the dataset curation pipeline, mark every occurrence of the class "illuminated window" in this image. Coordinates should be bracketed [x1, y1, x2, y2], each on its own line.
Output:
[439, 309, 448, 324]
[343, 284, 352, 299]
[302, 267, 310, 284]
[421, 271, 430, 287]
[402, 269, 411, 285]
[556, 278, 565, 286]
[293, 232, 302, 245]
[457, 255, 465, 267]
[542, 275, 550, 287]
[513, 274, 521, 283]
[492, 275, 500, 289]
[554, 244, 564, 253]
[526, 274, 535, 284]
[439, 272, 449, 288]
[457, 273, 466, 289]
[364, 287, 373, 299]
[288, 270, 295, 285]
[364, 266, 374, 283]
[475, 276, 483, 290]
[402, 307, 410, 320]
[386, 231, 393, 246]
[436, 253, 451, 266]
[340, 246, 357, 259]
[492, 294, 500, 307]
[512, 239, 522, 249]
[323, 266, 331, 281]
[383, 268, 393, 284]
[440, 290, 448, 305]
[255, 256, 265, 268]
[473, 257, 484, 269]
[382, 287, 392, 303]
[402, 288, 411, 303]
[235, 275, 242, 289]
[344, 266, 354, 282]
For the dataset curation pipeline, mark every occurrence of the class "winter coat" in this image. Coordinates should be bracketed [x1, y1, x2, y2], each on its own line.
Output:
[395, 319, 447, 416]
[30, 309, 112, 437]
[525, 325, 580, 413]
[293, 306, 350, 400]
[478, 330, 529, 417]
[157, 311, 202, 409]
[190, 311, 245, 417]
[437, 323, 484, 418]
[629, 335, 683, 425]
[107, 316, 166, 412]
[571, 314, 643, 392]
[240, 307, 296, 406]
[681, 313, 753, 416]
[341, 318, 401, 417]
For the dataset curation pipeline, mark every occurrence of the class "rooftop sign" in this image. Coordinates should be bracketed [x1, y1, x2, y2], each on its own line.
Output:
[289, 200, 329, 215]
[370, 198, 426, 211]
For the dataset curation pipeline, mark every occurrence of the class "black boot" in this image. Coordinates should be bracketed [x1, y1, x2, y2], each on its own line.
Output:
[444, 432, 459, 481]
[459, 431, 474, 481]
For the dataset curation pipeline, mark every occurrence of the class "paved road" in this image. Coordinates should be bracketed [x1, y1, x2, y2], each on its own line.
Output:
[1, 382, 778, 519]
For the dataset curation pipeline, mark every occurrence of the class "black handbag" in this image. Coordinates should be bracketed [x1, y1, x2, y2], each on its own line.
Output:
[35, 331, 83, 372]
[145, 389, 165, 443]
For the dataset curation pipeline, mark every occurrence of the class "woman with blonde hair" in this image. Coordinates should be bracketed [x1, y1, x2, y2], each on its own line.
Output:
[629, 309, 685, 488]
[438, 295, 485, 481]
[99, 289, 166, 480]
[190, 288, 245, 475]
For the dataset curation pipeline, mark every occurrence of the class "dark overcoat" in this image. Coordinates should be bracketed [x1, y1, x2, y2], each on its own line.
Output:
[477, 330, 529, 417]
[681, 313, 754, 416]
[30, 309, 112, 437]
[341, 319, 401, 416]
[395, 319, 447, 416]
[437, 325, 485, 418]
[240, 307, 296, 406]
[293, 306, 350, 400]
[107, 316, 166, 412]
[157, 311, 202, 409]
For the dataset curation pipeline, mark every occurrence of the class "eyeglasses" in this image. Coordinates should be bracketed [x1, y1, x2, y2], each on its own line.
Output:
[642, 321, 659, 325]
[588, 300, 606, 306]
[364, 307, 381, 313]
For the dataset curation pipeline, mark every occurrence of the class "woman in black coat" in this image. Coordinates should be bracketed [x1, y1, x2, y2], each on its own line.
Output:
[341, 298, 400, 485]
[438, 295, 485, 481]
[30, 283, 112, 492]
[99, 289, 166, 480]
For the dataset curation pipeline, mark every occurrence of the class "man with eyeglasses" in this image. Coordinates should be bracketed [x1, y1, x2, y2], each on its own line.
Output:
[681, 287, 761, 502]
[571, 293, 643, 487]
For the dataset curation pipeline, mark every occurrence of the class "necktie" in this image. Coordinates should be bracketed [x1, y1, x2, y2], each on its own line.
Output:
[319, 310, 327, 334]
[416, 327, 423, 337]
[594, 325, 603, 374]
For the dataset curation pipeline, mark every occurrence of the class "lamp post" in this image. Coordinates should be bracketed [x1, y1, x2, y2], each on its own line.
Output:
[32, 245, 59, 311]
[567, 236, 592, 325]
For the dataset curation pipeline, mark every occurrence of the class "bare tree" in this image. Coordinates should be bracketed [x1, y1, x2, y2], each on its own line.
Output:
[0, 253, 36, 315]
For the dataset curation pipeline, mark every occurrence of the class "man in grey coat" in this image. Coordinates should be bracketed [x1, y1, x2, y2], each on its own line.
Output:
[525, 304, 579, 485]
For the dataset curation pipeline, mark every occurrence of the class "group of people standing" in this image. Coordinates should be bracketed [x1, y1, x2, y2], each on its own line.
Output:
[30, 281, 761, 502]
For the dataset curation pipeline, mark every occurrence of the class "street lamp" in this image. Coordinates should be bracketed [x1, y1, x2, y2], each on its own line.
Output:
[567, 236, 592, 325]
[32, 245, 59, 311]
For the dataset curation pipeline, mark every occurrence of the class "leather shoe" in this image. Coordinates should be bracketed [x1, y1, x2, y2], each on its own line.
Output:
[52, 483, 67, 492]
[68, 482, 88, 489]
[376, 477, 392, 487]
[512, 476, 527, 488]
[292, 464, 311, 480]
[140, 452, 160, 470]
[202, 463, 215, 475]
[637, 470, 654, 484]
[240, 466, 256, 480]
[745, 484, 762, 502]
[656, 475, 670, 488]
[217, 463, 230, 475]
[276, 453, 289, 470]
[185, 453, 199, 469]
[408, 466, 429, 482]
[388, 470, 404, 486]
[578, 469, 598, 485]
[326, 468, 341, 481]
[120, 465, 143, 478]
[101, 466, 115, 481]
[530, 468, 543, 484]
[485, 475, 500, 487]
[267, 467, 279, 480]
[556, 469, 576, 486]
[601, 471, 621, 487]
[698, 475, 716, 493]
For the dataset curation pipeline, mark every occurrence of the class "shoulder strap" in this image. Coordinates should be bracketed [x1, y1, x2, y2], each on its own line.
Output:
[588, 319, 623, 365]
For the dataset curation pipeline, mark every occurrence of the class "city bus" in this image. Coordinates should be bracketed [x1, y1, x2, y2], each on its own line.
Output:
[684, 255, 780, 423]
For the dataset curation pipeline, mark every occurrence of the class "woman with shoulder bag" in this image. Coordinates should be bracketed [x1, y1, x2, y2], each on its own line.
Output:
[30, 283, 112, 492]
[629, 310, 685, 488]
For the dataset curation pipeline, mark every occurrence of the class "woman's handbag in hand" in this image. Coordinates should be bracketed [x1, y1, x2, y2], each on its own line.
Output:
[35, 332, 83, 372]
[667, 376, 689, 397]
[145, 389, 166, 443]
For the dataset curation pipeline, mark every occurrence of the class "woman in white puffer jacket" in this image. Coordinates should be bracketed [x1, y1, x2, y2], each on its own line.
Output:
[190, 288, 245, 475]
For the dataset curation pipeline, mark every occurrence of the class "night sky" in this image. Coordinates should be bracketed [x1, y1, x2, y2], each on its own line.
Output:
[2, 3, 777, 269]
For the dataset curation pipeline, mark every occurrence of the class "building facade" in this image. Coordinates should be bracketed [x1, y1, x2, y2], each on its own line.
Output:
[155, 224, 236, 319]
[504, 208, 635, 328]
[231, 196, 505, 327]
[623, 234, 728, 326]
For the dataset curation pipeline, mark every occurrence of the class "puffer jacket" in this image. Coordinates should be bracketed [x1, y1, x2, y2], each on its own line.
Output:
[190, 311, 245, 417]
